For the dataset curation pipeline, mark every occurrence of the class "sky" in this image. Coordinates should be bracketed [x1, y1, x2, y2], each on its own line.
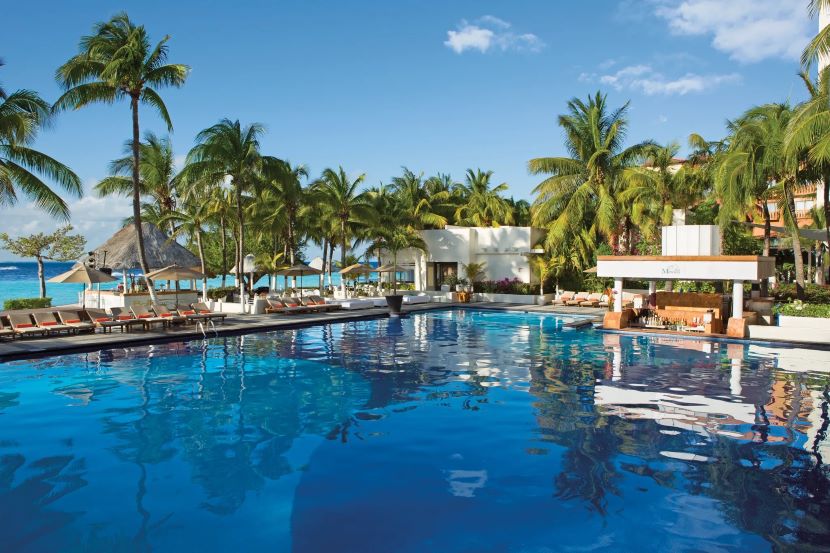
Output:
[0, 0, 820, 261]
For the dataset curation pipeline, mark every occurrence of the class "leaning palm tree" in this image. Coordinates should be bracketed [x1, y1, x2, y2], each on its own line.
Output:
[802, 0, 830, 69]
[620, 143, 699, 239]
[454, 168, 513, 226]
[530, 92, 651, 260]
[180, 119, 280, 299]
[264, 160, 308, 266]
[312, 166, 371, 285]
[0, 86, 82, 218]
[55, 13, 188, 302]
[721, 103, 806, 296]
[96, 132, 179, 234]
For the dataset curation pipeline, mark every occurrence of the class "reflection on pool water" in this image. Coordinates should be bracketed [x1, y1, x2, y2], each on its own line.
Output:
[0, 308, 828, 552]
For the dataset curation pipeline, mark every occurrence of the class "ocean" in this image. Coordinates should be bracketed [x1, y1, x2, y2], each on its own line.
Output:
[0, 261, 345, 307]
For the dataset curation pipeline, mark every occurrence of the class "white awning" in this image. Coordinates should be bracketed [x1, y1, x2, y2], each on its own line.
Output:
[596, 255, 776, 281]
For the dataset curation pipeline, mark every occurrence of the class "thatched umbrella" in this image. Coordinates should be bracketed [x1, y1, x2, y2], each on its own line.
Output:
[376, 263, 407, 293]
[339, 263, 373, 298]
[83, 223, 200, 272]
[49, 265, 117, 307]
[275, 263, 322, 295]
[146, 265, 206, 304]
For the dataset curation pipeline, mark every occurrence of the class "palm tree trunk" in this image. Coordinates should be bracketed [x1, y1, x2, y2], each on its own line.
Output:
[328, 240, 335, 290]
[130, 96, 157, 304]
[37, 255, 45, 299]
[340, 217, 347, 294]
[235, 181, 245, 301]
[220, 216, 228, 288]
[822, 169, 830, 284]
[784, 180, 806, 299]
[196, 229, 207, 300]
[761, 203, 771, 296]
[321, 236, 328, 290]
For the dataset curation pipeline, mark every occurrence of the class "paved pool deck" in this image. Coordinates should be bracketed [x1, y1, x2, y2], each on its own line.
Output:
[0, 302, 606, 362]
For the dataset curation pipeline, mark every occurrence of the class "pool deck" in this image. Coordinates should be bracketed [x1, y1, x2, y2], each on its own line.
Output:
[0, 302, 605, 362]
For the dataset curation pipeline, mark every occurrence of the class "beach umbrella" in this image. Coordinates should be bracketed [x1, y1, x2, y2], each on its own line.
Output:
[375, 263, 407, 292]
[146, 265, 205, 304]
[584, 267, 598, 274]
[49, 265, 117, 308]
[339, 263, 373, 297]
[275, 263, 322, 296]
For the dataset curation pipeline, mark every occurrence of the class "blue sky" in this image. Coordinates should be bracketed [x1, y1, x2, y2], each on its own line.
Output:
[0, 0, 818, 260]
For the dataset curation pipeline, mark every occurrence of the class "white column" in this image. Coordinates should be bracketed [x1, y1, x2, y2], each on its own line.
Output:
[664, 280, 674, 292]
[648, 281, 657, 295]
[732, 280, 744, 319]
[614, 278, 624, 312]
[730, 358, 743, 396]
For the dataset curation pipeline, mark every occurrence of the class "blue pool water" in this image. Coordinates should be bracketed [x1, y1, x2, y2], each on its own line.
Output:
[0, 308, 828, 552]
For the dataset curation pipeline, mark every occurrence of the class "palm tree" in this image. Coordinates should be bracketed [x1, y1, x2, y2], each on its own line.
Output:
[390, 167, 451, 229]
[720, 103, 806, 296]
[181, 119, 280, 299]
[55, 13, 188, 302]
[96, 132, 178, 234]
[370, 226, 427, 295]
[454, 168, 513, 226]
[312, 166, 371, 289]
[0, 85, 82, 218]
[801, 0, 830, 69]
[530, 92, 651, 260]
[620, 143, 699, 239]
[266, 161, 308, 266]
[786, 67, 830, 272]
[161, 198, 211, 296]
[507, 198, 532, 226]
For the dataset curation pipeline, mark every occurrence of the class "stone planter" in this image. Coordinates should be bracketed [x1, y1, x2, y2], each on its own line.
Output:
[778, 314, 830, 329]
[473, 292, 538, 304]
[385, 294, 404, 314]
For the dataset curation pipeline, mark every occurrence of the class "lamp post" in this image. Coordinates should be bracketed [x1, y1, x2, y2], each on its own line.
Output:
[243, 254, 256, 313]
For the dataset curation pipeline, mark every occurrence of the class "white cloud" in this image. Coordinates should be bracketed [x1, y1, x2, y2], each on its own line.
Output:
[653, 0, 812, 63]
[0, 182, 133, 261]
[444, 16, 545, 54]
[588, 63, 740, 95]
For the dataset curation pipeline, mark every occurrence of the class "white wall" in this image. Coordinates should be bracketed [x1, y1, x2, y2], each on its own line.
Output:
[384, 226, 545, 289]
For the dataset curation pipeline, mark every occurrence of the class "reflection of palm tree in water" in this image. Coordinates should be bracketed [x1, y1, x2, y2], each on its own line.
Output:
[530, 358, 621, 515]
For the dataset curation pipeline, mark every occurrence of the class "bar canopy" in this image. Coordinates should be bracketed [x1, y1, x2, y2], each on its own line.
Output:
[596, 255, 776, 282]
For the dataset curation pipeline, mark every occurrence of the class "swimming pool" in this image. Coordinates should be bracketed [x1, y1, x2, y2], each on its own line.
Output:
[1, 308, 828, 551]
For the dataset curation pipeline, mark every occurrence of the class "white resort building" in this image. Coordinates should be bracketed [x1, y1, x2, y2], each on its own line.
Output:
[382, 226, 546, 291]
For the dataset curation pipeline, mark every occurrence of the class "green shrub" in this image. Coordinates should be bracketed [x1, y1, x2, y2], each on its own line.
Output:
[774, 300, 830, 318]
[473, 278, 536, 295]
[774, 283, 830, 304]
[4, 297, 52, 310]
[206, 286, 236, 301]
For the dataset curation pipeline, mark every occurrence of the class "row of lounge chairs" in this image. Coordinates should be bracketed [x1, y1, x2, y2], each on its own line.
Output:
[552, 291, 611, 308]
[265, 296, 342, 315]
[0, 302, 227, 340]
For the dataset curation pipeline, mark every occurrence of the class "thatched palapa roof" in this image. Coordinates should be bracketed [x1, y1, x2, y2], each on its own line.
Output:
[84, 223, 200, 271]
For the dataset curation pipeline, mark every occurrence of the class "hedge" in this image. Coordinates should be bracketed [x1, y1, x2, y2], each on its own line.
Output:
[4, 297, 52, 310]
[774, 300, 830, 318]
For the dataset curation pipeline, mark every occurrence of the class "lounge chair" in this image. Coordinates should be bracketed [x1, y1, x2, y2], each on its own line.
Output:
[566, 292, 590, 306]
[129, 305, 170, 329]
[7, 313, 48, 338]
[579, 293, 603, 307]
[190, 302, 228, 323]
[335, 299, 373, 310]
[597, 294, 610, 309]
[32, 312, 75, 335]
[85, 308, 140, 333]
[301, 296, 341, 312]
[552, 291, 575, 306]
[0, 317, 17, 339]
[402, 294, 430, 305]
[152, 304, 186, 325]
[58, 311, 95, 333]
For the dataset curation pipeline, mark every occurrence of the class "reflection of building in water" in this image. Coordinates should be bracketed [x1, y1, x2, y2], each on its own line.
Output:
[597, 335, 830, 456]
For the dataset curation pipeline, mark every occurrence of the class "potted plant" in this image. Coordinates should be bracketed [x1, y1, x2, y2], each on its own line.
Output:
[462, 262, 485, 295]
[372, 226, 427, 315]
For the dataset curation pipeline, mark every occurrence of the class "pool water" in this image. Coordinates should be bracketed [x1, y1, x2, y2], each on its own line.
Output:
[1, 308, 828, 552]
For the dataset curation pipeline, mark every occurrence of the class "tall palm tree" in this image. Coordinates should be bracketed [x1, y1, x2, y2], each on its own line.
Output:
[390, 167, 451, 229]
[96, 132, 178, 234]
[161, 198, 211, 296]
[181, 119, 280, 298]
[454, 168, 513, 226]
[801, 0, 830, 69]
[55, 13, 188, 302]
[786, 67, 830, 265]
[721, 103, 806, 296]
[312, 167, 370, 286]
[507, 198, 532, 226]
[530, 92, 651, 260]
[0, 85, 82, 218]
[620, 143, 700, 239]
[265, 160, 308, 266]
